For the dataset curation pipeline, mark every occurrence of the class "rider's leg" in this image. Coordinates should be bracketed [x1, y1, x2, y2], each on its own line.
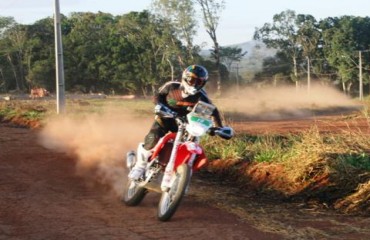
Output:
[128, 143, 152, 180]
[129, 120, 165, 180]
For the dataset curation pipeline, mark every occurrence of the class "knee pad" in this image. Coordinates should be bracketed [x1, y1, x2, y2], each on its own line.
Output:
[144, 132, 159, 150]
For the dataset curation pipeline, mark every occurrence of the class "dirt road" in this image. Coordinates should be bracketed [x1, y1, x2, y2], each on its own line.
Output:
[1, 124, 369, 240]
[0, 124, 281, 240]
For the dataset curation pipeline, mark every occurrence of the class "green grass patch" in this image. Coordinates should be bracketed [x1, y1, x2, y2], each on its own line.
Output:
[201, 135, 247, 161]
[22, 110, 44, 120]
[338, 153, 370, 171]
[202, 134, 295, 163]
[202, 126, 370, 180]
[0, 107, 18, 120]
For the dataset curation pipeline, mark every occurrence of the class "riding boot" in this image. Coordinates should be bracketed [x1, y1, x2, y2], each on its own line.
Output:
[128, 143, 151, 180]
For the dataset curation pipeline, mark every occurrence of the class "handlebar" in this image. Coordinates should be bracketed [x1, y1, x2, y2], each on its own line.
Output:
[208, 126, 234, 140]
[154, 104, 177, 119]
[154, 103, 233, 140]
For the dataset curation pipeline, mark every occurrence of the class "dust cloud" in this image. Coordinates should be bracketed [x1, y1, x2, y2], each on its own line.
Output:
[215, 85, 360, 120]
[38, 108, 152, 196]
[36, 85, 358, 196]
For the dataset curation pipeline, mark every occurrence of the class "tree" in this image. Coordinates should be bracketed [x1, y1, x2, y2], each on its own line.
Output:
[25, 17, 55, 91]
[219, 46, 247, 71]
[114, 11, 184, 95]
[63, 12, 117, 93]
[0, 11, 188, 95]
[296, 14, 321, 59]
[0, 16, 17, 91]
[254, 52, 291, 86]
[196, 0, 225, 95]
[254, 10, 302, 88]
[320, 16, 370, 94]
[0, 19, 28, 91]
[0, 16, 15, 35]
[151, 0, 197, 65]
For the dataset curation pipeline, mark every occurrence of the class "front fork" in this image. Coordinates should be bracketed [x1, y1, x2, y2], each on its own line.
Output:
[160, 123, 186, 191]
[161, 137, 199, 192]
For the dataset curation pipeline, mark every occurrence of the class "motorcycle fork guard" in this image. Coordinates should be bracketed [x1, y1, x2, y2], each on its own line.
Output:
[174, 144, 208, 172]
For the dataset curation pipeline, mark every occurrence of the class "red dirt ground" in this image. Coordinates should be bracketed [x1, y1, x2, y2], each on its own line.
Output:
[232, 113, 370, 135]
[0, 124, 281, 240]
[1, 110, 370, 239]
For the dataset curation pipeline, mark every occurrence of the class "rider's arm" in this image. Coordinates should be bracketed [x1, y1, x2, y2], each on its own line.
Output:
[212, 107, 223, 128]
[154, 88, 168, 105]
[154, 81, 173, 106]
[153, 82, 178, 117]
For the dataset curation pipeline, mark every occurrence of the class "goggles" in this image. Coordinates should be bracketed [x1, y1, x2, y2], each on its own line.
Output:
[186, 77, 205, 88]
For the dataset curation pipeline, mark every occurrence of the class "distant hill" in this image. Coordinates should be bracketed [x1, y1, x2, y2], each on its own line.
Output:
[200, 40, 277, 76]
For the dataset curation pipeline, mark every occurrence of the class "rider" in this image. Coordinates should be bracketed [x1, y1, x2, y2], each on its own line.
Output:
[129, 64, 232, 180]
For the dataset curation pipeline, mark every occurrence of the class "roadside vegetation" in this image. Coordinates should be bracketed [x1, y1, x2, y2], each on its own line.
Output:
[202, 106, 370, 215]
[203, 126, 370, 213]
[1, 3, 370, 99]
[0, 97, 369, 215]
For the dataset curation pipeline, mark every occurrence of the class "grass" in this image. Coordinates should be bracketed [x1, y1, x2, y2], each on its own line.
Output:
[202, 106, 370, 214]
[339, 153, 370, 171]
[22, 110, 45, 120]
[0, 97, 154, 125]
[0, 106, 18, 120]
[0, 100, 53, 124]
[204, 125, 370, 173]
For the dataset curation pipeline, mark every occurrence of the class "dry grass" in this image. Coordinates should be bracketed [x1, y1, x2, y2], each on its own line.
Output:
[204, 123, 370, 215]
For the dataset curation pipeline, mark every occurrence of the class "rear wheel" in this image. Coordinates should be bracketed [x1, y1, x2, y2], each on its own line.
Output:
[122, 179, 147, 206]
[157, 164, 191, 221]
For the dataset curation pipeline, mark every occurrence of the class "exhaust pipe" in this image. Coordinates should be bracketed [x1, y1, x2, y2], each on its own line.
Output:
[126, 151, 136, 169]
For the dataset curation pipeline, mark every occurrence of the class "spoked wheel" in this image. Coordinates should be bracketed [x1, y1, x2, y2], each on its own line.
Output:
[122, 178, 147, 206]
[157, 164, 191, 221]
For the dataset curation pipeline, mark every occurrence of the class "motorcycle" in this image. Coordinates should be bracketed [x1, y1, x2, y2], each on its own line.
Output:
[122, 101, 233, 221]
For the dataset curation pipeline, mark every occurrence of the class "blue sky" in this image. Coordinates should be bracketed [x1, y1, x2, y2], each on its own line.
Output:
[2, 0, 370, 47]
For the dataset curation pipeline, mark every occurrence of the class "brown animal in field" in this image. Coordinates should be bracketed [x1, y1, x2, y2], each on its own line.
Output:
[30, 88, 50, 99]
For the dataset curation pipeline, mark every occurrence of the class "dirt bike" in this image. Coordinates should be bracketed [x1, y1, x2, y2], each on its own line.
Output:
[122, 101, 233, 221]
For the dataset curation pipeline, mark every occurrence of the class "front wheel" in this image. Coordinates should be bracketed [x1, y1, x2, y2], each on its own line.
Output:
[157, 164, 191, 221]
[122, 179, 147, 206]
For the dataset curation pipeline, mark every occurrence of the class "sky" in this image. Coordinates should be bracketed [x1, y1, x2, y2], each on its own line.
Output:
[2, 0, 370, 47]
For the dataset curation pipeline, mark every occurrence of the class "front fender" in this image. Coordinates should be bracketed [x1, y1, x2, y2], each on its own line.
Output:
[174, 142, 207, 171]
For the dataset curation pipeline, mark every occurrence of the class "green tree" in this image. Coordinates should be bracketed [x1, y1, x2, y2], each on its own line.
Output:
[0, 11, 188, 96]
[320, 16, 370, 95]
[115, 11, 183, 95]
[0, 16, 17, 91]
[219, 46, 247, 71]
[254, 52, 291, 86]
[0, 17, 29, 91]
[6, 25, 28, 91]
[151, 0, 197, 65]
[63, 12, 116, 93]
[254, 10, 302, 88]
[296, 15, 322, 73]
[25, 17, 55, 91]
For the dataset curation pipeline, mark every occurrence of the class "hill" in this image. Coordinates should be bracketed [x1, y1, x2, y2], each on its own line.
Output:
[200, 40, 277, 76]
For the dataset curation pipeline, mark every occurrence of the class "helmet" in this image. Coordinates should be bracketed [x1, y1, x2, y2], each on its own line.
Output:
[181, 65, 208, 95]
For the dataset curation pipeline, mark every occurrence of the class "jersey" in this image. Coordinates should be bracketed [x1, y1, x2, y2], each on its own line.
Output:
[154, 81, 223, 127]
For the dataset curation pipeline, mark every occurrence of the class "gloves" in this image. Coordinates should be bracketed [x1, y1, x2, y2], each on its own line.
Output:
[154, 104, 177, 118]
[213, 126, 234, 140]
[207, 127, 217, 136]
